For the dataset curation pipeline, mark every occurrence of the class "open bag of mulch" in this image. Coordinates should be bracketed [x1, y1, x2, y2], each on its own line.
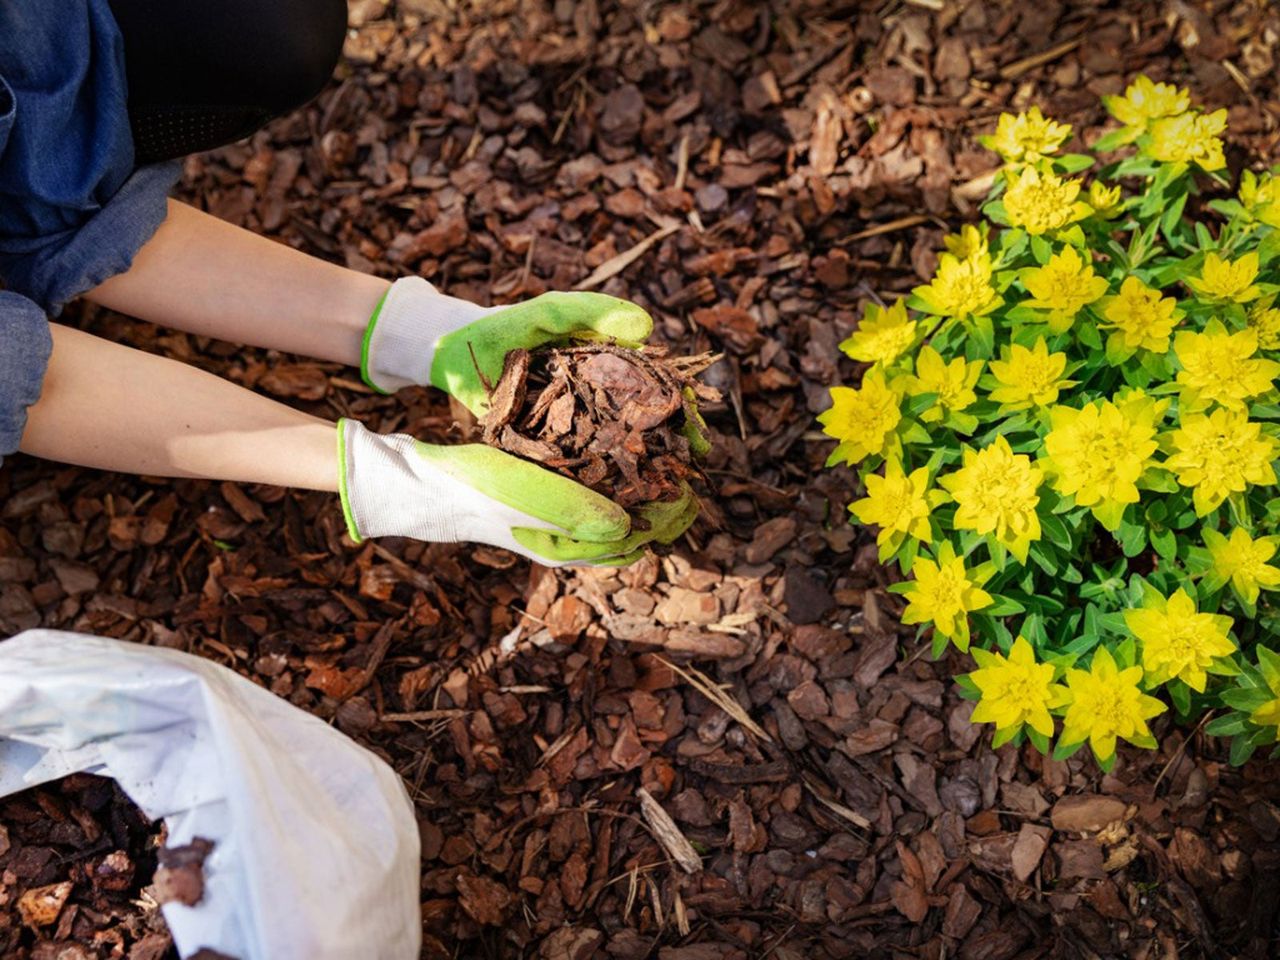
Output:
[0, 630, 421, 960]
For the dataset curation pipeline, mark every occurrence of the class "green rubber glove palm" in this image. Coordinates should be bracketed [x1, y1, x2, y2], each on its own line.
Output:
[339, 420, 696, 566]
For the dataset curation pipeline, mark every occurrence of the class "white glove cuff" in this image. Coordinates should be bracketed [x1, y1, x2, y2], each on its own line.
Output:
[362, 277, 495, 394]
[338, 419, 459, 543]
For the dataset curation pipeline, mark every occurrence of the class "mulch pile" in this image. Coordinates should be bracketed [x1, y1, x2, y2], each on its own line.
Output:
[4, 0, 1280, 957]
[479, 344, 717, 510]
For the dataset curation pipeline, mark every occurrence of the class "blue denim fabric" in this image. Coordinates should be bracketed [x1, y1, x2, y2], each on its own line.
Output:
[0, 1, 180, 459]
[0, 293, 52, 457]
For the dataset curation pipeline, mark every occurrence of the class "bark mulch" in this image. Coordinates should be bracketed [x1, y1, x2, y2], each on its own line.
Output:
[3, 1, 1280, 958]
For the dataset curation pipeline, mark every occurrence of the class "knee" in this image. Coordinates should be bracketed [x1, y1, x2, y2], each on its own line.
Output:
[259, 0, 347, 113]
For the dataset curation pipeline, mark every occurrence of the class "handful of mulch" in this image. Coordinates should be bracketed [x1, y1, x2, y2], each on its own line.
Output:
[479, 343, 720, 510]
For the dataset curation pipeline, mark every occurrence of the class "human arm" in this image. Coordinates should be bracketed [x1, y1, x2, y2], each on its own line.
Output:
[85, 202, 656, 412]
[20, 323, 339, 489]
[87, 199, 390, 367]
[18, 325, 693, 565]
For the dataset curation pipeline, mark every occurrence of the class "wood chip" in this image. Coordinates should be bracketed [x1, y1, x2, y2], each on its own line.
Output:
[636, 788, 702, 874]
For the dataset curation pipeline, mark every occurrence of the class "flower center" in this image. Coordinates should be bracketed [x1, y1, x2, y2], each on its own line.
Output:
[1012, 356, 1059, 392]
[928, 567, 965, 611]
[1089, 687, 1130, 736]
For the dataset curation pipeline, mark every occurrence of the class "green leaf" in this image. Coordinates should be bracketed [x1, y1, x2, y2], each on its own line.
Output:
[1230, 733, 1260, 766]
[1105, 332, 1135, 366]
[1030, 234, 1054, 264]
[1091, 128, 1135, 153]
[986, 594, 1027, 616]
[1115, 520, 1148, 558]
[1028, 543, 1058, 576]
[991, 724, 1022, 749]
[1063, 632, 1103, 657]
[1259, 229, 1280, 267]
[1099, 611, 1131, 635]
[904, 393, 938, 417]
[1040, 514, 1075, 552]
[1220, 687, 1270, 711]
[1076, 317, 1102, 350]
[1026, 727, 1051, 754]
[1150, 526, 1178, 561]
[998, 228, 1029, 263]
[1169, 680, 1192, 718]
[1204, 714, 1247, 737]
[969, 313, 996, 358]
[1053, 738, 1087, 762]
[1160, 191, 1190, 248]
[1055, 153, 1095, 174]
[900, 419, 933, 445]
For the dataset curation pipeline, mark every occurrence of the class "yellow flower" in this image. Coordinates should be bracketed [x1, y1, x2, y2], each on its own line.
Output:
[1247, 301, 1280, 350]
[902, 346, 983, 423]
[1166, 408, 1278, 516]
[913, 252, 1001, 318]
[1042, 397, 1161, 531]
[988, 338, 1071, 410]
[850, 462, 933, 558]
[840, 299, 917, 366]
[820, 368, 902, 467]
[1100, 276, 1183, 353]
[1174, 322, 1280, 410]
[1125, 588, 1236, 693]
[1204, 527, 1280, 605]
[1186, 252, 1261, 304]
[1002, 167, 1088, 236]
[1102, 75, 1191, 130]
[1059, 646, 1166, 765]
[1249, 647, 1280, 728]
[939, 436, 1043, 563]
[969, 637, 1066, 740]
[899, 541, 992, 651]
[981, 107, 1072, 164]
[1239, 170, 1280, 229]
[1021, 245, 1109, 332]
[1146, 109, 1228, 171]
[943, 224, 989, 262]
[1087, 180, 1123, 217]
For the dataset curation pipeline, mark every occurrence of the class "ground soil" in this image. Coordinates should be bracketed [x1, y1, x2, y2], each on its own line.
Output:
[4, 1, 1280, 958]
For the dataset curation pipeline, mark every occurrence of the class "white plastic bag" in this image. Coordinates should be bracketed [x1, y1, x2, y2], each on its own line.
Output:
[0, 629, 421, 960]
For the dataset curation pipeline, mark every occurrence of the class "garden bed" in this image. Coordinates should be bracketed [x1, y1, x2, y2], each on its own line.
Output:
[3, 1, 1280, 957]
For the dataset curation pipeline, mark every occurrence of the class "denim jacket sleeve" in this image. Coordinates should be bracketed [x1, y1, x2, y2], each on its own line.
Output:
[0, 291, 52, 458]
[0, 1, 180, 463]
[0, 1, 181, 315]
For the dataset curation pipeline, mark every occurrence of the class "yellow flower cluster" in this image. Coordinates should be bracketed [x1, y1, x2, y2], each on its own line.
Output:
[968, 638, 1166, 763]
[1042, 394, 1161, 531]
[823, 81, 1280, 767]
[1021, 246, 1108, 332]
[1104, 75, 1227, 170]
[981, 106, 1072, 165]
[1002, 167, 1089, 236]
[1101, 277, 1182, 353]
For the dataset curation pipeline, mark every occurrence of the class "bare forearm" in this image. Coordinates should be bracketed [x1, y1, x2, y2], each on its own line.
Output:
[20, 325, 339, 491]
[87, 200, 390, 365]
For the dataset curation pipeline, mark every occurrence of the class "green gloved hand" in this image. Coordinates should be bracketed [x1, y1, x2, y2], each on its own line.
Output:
[339, 420, 695, 566]
[360, 278, 653, 414]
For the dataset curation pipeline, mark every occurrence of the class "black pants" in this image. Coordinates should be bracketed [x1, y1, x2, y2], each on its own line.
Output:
[106, 0, 348, 165]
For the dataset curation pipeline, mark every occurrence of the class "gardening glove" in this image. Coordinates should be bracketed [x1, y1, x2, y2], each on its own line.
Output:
[337, 419, 697, 566]
[360, 277, 654, 415]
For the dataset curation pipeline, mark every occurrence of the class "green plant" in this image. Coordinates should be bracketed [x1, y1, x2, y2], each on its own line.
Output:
[821, 76, 1280, 770]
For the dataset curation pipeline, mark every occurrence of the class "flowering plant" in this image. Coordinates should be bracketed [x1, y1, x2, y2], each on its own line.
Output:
[823, 76, 1280, 769]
